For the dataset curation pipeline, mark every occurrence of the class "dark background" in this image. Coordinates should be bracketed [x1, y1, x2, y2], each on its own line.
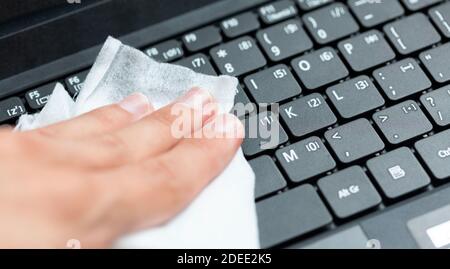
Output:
[0, 0, 219, 80]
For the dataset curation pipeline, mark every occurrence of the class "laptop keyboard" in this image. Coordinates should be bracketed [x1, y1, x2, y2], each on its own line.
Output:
[1, 0, 450, 248]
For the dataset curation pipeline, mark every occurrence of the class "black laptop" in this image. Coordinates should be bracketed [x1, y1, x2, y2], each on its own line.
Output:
[1, 0, 450, 249]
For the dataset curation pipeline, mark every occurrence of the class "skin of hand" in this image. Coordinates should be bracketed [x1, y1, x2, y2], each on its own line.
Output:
[0, 88, 243, 248]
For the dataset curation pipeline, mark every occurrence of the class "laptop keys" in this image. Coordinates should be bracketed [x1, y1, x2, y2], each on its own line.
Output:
[338, 30, 395, 72]
[420, 85, 450, 127]
[65, 70, 88, 96]
[401, 0, 442, 11]
[325, 118, 385, 163]
[429, 2, 450, 38]
[144, 40, 184, 62]
[210, 36, 267, 76]
[257, 19, 313, 62]
[258, 0, 298, 25]
[415, 129, 450, 180]
[242, 112, 289, 157]
[367, 147, 431, 199]
[182, 26, 222, 52]
[420, 43, 450, 84]
[280, 93, 337, 137]
[0, 97, 26, 123]
[175, 53, 217, 75]
[318, 166, 381, 219]
[303, 3, 359, 44]
[221, 12, 260, 38]
[25, 82, 58, 110]
[326, 75, 385, 119]
[244, 64, 301, 104]
[384, 13, 441, 55]
[348, 0, 404, 28]
[249, 155, 287, 199]
[292, 48, 348, 90]
[257, 184, 332, 247]
[374, 58, 432, 101]
[276, 136, 336, 183]
[296, 0, 333, 11]
[373, 101, 433, 145]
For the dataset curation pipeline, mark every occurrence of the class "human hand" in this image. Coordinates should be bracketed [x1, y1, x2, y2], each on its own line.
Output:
[0, 88, 243, 248]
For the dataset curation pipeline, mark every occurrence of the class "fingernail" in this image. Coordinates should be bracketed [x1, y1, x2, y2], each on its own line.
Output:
[178, 88, 212, 108]
[119, 93, 152, 120]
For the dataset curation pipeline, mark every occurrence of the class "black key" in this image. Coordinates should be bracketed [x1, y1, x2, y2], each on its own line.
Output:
[0, 97, 26, 123]
[276, 137, 336, 182]
[280, 93, 337, 137]
[291, 48, 349, 90]
[175, 53, 216, 75]
[221, 12, 260, 38]
[348, 0, 404, 27]
[338, 30, 395, 72]
[420, 43, 450, 83]
[373, 58, 432, 100]
[421, 85, 450, 126]
[429, 3, 450, 38]
[318, 166, 381, 219]
[257, 19, 313, 62]
[258, 0, 298, 25]
[25, 82, 59, 110]
[249, 156, 287, 199]
[296, 0, 332, 10]
[210, 36, 267, 76]
[244, 64, 301, 104]
[367, 147, 430, 199]
[325, 119, 384, 163]
[303, 3, 359, 44]
[401, 0, 442, 11]
[384, 14, 441, 55]
[65, 70, 88, 96]
[373, 100, 433, 144]
[415, 129, 450, 180]
[242, 112, 289, 157]
[257, 184, 333, 247]
[182, 26, 222, 52]
[232, 86, 256, 118]
[144, 40, 184, 62]
[326, 76, 385, 119]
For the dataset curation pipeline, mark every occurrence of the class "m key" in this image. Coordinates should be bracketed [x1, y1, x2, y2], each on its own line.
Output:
[276, 137, 336, 183]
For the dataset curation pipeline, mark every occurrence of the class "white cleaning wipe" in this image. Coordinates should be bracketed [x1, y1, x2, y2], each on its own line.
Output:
[16, 37, 259, 249]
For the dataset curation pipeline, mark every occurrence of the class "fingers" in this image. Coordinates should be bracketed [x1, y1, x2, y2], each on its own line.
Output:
[35, 93, 153, 139]
[97, 113, 243, 231]
[93, 88, 218, 161]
